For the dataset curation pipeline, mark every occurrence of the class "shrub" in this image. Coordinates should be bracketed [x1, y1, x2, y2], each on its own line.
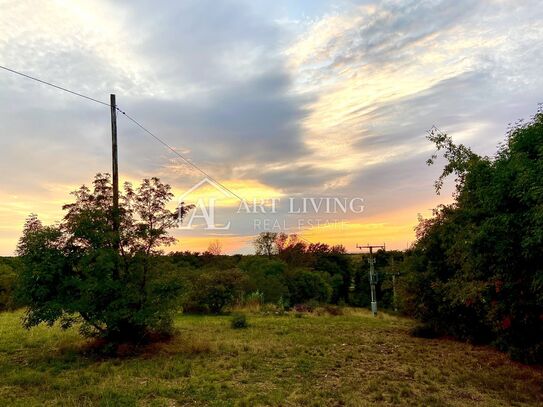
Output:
[239, 257, 289, 303]
[231, 313, 248, 329]
[277, 296, 289, 312]
[245, 290, 264, 306]
[187, 269, 249, 314]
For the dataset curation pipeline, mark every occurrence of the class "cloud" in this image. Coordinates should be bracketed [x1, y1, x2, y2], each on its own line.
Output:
[1, 0, 543, 254]
[287, 0, 543, 179]
[120, 71, 310, 173]
[257, 164, 348, 193]
[123, 0, 283, 88]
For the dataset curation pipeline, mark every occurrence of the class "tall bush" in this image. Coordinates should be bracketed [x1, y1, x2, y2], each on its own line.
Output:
[402, 111, 543, 363]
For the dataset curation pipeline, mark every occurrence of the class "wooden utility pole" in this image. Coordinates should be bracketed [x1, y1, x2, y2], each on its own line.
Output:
[356, 243, 385, 316]
[110, 94, 119, 236]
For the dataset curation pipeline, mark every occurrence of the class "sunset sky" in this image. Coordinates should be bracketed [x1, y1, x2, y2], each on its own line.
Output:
[1, 0, 542, 255]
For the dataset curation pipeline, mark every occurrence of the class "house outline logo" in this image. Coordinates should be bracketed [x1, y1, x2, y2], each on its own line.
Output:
[178, 177, 234, 230]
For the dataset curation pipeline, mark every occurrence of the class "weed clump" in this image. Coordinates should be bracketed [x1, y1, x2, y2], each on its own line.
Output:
[315, 305, 344, 316]
[292, 303, 314, 313]
[231, 313, 249, 329]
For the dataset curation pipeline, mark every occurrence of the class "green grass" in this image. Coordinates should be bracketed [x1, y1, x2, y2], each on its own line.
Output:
[0, 309, 541, 406]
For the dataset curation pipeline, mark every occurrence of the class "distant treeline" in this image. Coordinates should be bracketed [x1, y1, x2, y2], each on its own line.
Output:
[166, 245, 405, 313]
[0, 246, 404, 314]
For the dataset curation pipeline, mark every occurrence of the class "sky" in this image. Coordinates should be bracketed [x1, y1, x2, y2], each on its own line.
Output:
[0, 0, 542, 255]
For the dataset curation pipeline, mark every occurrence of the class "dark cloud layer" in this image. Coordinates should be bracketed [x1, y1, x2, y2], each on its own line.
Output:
[1, 0, 543, 254]
[121, 71, 310, 169]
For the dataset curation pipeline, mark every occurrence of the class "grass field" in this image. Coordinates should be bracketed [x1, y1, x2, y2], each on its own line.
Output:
[0, 309, 541, 406]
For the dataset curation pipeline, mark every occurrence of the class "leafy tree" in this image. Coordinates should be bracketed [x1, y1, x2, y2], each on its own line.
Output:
[352, 250, 403, 309]
[309, 243, 351, 304]
[253, 233, 351, 304]
[239, 257, 289, 303]
[402, 110, 543, 363]
[276, 233, 309, 267]
[253, 232, 277, 258]
[285, 269, 332, 304]
[16, 174, 192, 342]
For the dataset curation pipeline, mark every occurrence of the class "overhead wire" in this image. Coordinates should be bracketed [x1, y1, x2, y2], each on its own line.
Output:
[0, 64, 315, 243]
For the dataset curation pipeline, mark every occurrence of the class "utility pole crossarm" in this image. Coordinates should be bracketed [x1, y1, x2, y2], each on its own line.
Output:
[355, 243, 386, 251]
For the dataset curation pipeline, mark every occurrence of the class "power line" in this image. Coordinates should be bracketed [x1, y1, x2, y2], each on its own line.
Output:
[0, 64, 243, 201]
[0, 65, 110, 107]
[114, 109, 316, 243]
[116, 108, 245, 202]
[0, 64, 315, 243]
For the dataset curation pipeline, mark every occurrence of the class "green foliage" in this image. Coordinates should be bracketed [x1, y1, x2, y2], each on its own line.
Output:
[285, 269, 332, 305]
[310, 243, 351, 304]
[171, 245, 351, 312]
[185, 269, 249, 314]
[16, 174, 191, 342]
[248, 237, 350, 305]
[402, 110, 543, 363]
[230, 313, 248, 329]
[350, 250, 403, 310]
[239, 257, 289, 303]
[0, 259, 18, 311]
[244, 290, 264, 306]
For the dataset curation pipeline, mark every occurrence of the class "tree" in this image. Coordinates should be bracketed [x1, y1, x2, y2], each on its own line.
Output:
[239, 257, 289, 303]
[276, 233, 308, 267]
[308, 243, 351, 304]
[206, 239, 223, 256]
[253, 232, 277, 258]
[402, 109, 543, 363]
[16, 173, 193, 343]
[285, 269, 332, 304]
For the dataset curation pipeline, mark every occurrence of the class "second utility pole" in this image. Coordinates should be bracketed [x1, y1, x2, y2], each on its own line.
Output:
[356, 243, 386, 316]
